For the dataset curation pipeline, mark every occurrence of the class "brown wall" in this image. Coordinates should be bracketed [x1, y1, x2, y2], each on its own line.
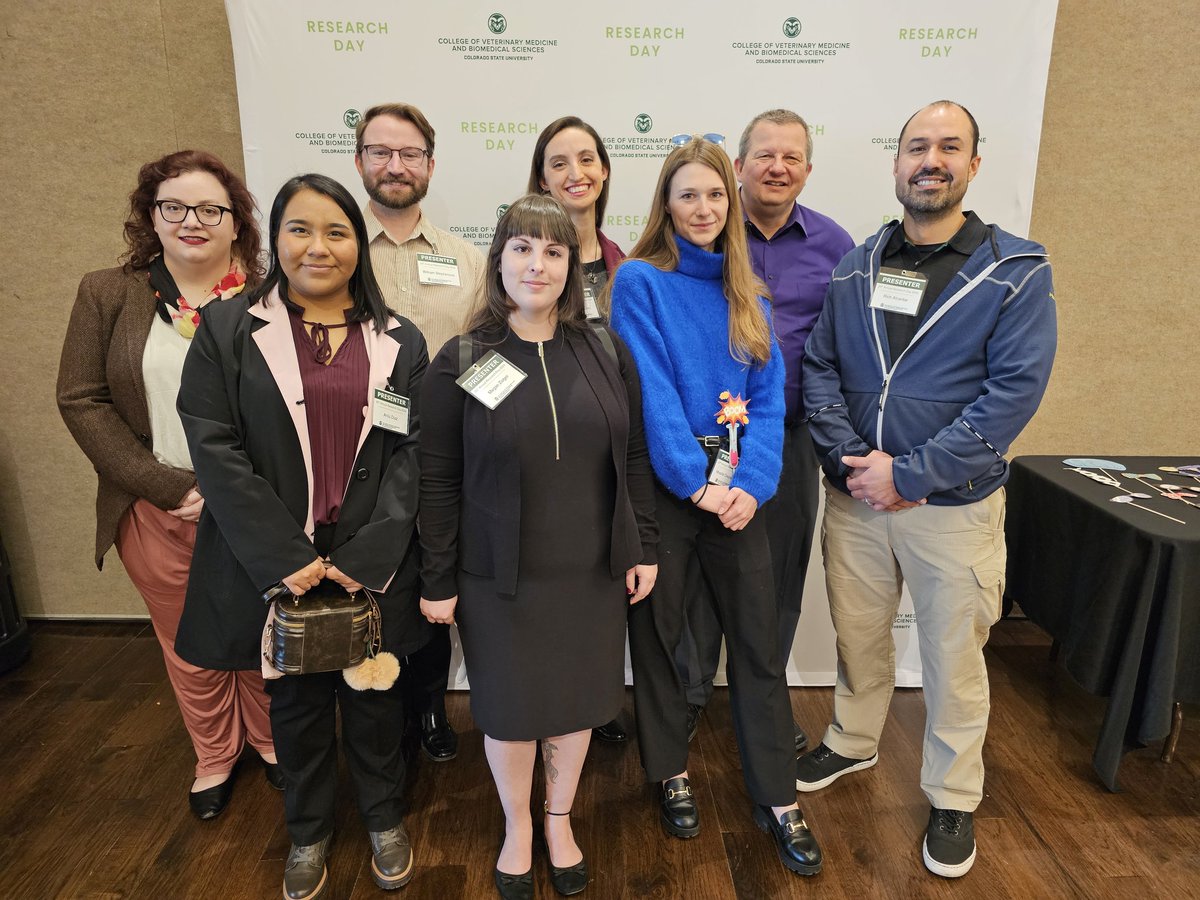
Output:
[2, 2, 1196, 616]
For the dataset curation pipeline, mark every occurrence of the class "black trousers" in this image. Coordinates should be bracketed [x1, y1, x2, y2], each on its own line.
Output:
[400, 623, 451, 717]
[679, 422, 820, 706]
[629, 484, 796, 806]
[267, 669, 407, 845]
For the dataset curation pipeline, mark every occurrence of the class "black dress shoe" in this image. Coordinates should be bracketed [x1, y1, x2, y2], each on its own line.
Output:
[592, 718, 628, 742]
[659, 777, 700, 839]
[753, 805, 822, 875]
[794, 722, 809, 754]
[493, 866, 534, 900]
[188, 773, 235, 820]
[262, 759, 286, 791]
[686, 704, 703, 743]
[420, 712, 458, 762]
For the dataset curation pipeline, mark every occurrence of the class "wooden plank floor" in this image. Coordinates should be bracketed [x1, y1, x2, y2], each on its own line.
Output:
[1, 619, 1197, 899]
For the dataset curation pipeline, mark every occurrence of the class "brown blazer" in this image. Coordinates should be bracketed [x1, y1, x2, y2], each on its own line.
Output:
[57, 266, 196, 568]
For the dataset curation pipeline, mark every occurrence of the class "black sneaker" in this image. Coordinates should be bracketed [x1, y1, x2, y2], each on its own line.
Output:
[922, 807, 976, 878]
[795, 742, 877, 791]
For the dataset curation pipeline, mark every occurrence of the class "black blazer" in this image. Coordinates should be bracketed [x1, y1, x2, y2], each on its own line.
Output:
[419, 324, 657, 600]
[175, 293, 431, 670]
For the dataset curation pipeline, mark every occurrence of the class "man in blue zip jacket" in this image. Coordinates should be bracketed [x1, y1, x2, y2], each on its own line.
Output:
[796, 101, 1057, 879]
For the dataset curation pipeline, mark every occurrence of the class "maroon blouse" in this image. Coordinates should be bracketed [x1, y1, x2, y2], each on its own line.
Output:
[288, 311, 369, 525]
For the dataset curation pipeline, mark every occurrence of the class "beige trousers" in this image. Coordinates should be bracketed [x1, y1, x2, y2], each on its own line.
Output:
[820, 483, 1005, 811]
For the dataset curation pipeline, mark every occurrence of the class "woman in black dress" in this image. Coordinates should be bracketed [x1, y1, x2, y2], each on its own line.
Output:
[418, 194, 657, 899]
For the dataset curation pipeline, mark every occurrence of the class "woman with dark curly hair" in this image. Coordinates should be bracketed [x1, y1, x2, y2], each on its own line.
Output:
[57, 150, 277, 821]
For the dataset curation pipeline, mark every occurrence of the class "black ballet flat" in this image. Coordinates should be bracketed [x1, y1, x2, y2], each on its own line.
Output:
[544, 803, 588, 895]
[493, 866, 534, 900]
[189, 774, 235, 820]
[549, 858, 588, 896]
[262, 758, 286, 791]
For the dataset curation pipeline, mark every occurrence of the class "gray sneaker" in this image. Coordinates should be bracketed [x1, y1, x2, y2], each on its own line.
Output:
[922, 807, 976, 877]
[795, 742, 878, 791]
[284, 834, 332, 900]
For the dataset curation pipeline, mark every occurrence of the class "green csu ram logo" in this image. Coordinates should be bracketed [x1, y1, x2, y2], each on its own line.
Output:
[634, 113, 653, 133]
[496, 203, 510, 218]
[782, 17, 802, 38]
[343, 109, 363, 129]
[488, 12, 507, 34]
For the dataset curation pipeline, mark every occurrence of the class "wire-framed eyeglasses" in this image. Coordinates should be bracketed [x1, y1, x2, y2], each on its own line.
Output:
[362, 144, 431, 168]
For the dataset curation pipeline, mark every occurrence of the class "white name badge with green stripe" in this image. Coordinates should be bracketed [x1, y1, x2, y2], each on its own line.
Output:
[372, 387, 411, 434]
[416, 253, 461, 286]
[870, 267, 928, 316]
[456, 350, 527, 409]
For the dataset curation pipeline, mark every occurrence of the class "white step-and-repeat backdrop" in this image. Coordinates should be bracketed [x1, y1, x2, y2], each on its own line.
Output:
[225, 0, 1058, 687]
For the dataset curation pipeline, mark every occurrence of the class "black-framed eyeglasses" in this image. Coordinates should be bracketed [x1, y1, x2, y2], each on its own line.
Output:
[154, 200, 234, 226]
[669, 133, 726, 147]
[362, 144, 431, 168]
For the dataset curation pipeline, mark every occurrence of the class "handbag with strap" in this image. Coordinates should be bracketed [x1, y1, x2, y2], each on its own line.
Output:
[263, 579, 377, 675]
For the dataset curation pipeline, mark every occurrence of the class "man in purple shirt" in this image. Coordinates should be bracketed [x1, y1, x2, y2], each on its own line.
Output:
[679, 110, 854, 751]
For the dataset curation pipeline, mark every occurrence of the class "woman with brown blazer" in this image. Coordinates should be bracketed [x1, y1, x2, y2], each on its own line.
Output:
[56, 150, 279, 820]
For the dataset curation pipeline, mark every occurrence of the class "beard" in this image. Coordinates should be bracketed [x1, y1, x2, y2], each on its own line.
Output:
[366, 173, 429, 211]
[895, 168, 967, 218]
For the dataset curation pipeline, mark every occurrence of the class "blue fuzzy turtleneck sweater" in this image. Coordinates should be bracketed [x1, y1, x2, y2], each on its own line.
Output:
[610, 236, 784, 505]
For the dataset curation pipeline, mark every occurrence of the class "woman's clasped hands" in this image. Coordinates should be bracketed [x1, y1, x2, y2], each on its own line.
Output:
[281, 558, 363, 595]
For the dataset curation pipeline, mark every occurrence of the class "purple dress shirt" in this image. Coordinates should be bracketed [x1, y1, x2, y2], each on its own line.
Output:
[744, 202, 854, 423]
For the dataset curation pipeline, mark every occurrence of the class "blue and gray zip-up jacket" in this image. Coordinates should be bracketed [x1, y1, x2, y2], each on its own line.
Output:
[802, 220, 1057, 506]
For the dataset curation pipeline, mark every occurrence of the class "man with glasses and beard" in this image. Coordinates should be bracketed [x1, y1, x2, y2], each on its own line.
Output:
[797, 101, 1056, 878]
[354, 102, 486, 764]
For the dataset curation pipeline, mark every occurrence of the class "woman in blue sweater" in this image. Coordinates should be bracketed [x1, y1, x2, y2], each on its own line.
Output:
[609, 137, 822, 877]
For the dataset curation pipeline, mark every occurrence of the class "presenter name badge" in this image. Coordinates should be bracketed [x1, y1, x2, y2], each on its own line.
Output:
[582, 285, 601, 320]
[708, 448, 736, 487]
[456, 350, 527, 409]
[416, 253, 462, 287]
[870, 267, 928, 317]
[372, 387, 411, 434]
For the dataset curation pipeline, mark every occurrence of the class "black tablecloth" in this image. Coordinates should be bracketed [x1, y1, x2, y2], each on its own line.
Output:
[1005, 456, 1200, 790]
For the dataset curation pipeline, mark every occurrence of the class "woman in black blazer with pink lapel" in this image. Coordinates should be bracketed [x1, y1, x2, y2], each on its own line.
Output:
[177, 174, 429, 900]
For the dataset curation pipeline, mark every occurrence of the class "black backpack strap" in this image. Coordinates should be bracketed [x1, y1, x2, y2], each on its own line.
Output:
[588, 321, 618, 367]
[458, 333, 474, 375]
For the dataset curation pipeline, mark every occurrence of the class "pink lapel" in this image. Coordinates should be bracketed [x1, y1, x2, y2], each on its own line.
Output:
[249, 292, 316, 540]
[354, 316, 404, 460]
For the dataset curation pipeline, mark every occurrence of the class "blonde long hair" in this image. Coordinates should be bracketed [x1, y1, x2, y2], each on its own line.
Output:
[623, 139, 772, 365]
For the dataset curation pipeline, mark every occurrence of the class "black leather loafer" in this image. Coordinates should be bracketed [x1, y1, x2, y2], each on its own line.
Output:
[369, 823, 414, 889]
[493, 866, 534, 900]
[262, 759, 286, 791]
[592, 718, 628, 742]
[659, 777, 700, 839]
[753, 805, 822, 875]
[188, 774, 235, 820]
[549, 858, 588, 896]
[420, 712, 459, 762]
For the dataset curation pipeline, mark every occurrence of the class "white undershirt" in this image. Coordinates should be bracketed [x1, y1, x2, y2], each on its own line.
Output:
[142, 315, 194, 470]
